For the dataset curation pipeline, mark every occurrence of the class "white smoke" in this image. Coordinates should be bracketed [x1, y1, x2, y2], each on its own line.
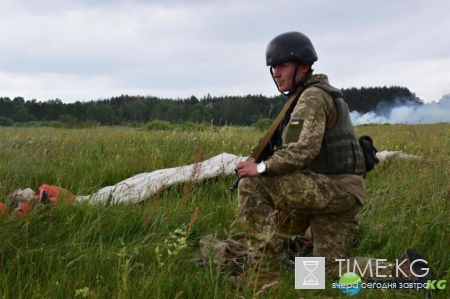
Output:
[351, 94, 450, 125]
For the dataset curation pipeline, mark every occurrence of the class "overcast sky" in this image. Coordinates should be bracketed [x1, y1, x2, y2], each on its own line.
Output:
[1, 0, 449, 104]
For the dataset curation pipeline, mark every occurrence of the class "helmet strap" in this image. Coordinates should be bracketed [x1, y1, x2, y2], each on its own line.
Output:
[287, 61, 300, 96]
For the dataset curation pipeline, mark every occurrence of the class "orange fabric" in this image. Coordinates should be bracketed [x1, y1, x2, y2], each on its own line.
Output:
[14, 201, 33, 217]
[5, 184, 77, 217]
[0, 202, 7, 216]
[35, 184, 76, 204]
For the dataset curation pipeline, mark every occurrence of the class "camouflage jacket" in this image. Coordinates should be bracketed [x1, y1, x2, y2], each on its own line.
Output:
[264, 73, 366, 203]
[265, 73, 336, 175]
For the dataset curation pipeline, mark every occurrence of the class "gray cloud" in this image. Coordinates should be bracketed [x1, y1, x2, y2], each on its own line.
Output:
[0, 0, 449, 103]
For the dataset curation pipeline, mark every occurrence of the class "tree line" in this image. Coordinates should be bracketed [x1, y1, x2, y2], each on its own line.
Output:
[0, 86, 422, 126]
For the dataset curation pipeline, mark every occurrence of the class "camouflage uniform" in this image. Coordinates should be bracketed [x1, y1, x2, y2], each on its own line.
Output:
[238, 73, 393, 279]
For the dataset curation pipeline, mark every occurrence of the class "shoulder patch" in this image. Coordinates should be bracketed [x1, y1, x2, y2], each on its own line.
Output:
[290, 118, 303, 125]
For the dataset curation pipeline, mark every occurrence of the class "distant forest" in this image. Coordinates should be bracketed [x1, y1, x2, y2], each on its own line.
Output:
[0, 86, 421, 126]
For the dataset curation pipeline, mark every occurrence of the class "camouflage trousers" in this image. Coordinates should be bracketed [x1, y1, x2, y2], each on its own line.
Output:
[238, 169, 393, 279]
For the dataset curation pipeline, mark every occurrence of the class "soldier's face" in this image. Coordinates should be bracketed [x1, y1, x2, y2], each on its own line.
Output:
[271, 61, 305, 92]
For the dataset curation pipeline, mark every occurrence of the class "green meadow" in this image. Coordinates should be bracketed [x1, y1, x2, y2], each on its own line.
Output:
[0, 124, 449, 298]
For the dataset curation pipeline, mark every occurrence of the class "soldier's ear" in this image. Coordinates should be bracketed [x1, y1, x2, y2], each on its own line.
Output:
[299, 63, 312, 74]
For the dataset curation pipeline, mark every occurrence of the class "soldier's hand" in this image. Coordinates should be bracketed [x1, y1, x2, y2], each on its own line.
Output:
[236, 161, 260, 178]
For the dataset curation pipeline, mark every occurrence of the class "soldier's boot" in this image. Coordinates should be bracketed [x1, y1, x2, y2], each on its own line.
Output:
[392, 249, 437, 292]
[228, 243, 282, 291]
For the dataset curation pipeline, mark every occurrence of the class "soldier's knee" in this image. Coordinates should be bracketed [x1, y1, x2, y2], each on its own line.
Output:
[238, 176, 259, 191]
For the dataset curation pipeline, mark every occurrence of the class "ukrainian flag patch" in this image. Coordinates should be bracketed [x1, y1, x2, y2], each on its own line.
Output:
[290, 118, 302, 125]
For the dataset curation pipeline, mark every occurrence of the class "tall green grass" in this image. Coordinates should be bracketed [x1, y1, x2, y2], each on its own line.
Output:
[0, 124, 449, 298]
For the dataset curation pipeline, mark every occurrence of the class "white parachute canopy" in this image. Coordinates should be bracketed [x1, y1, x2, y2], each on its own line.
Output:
[75, 153, 247, 204]
[74, 151, 419, 205]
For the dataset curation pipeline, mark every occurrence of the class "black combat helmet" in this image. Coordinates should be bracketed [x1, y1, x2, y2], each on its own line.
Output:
[266, 31, 318, 66]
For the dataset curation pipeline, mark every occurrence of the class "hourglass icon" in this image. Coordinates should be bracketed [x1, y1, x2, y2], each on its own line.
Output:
[302, 260, 319, 285]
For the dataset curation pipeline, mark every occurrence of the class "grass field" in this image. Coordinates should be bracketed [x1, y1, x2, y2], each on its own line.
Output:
[0, 124, 449, 298]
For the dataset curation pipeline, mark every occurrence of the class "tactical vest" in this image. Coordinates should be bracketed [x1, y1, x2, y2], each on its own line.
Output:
[306, 83, 366, 175]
